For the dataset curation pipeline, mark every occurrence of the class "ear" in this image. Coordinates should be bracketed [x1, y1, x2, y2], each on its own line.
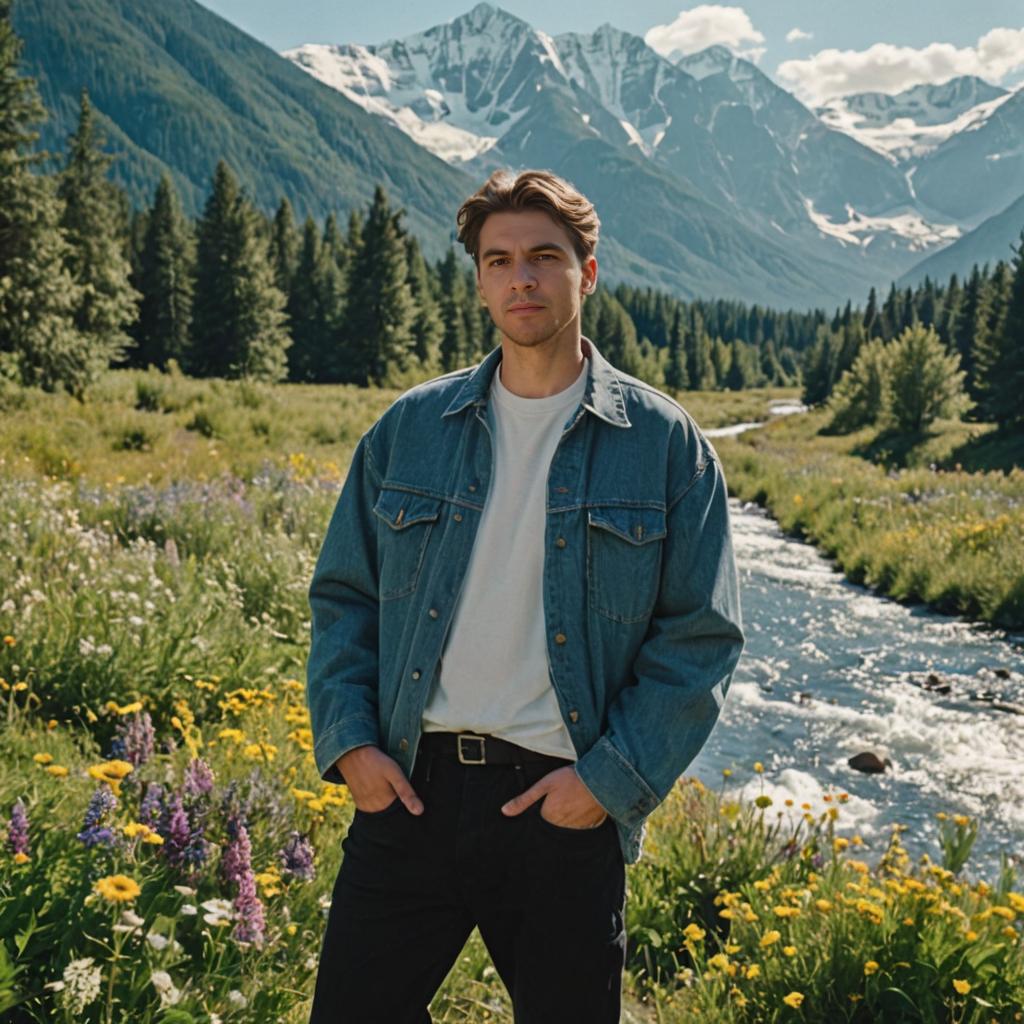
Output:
[580, 255, 598, 295]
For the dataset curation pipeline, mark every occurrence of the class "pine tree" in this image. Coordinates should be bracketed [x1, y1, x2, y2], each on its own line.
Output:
[269, 197, 300, 298]
[134, 174, 193, 369]
[687, 308, 716, 389]
[827, 338, 890, 433]
[664, 307, 689, 392]
[974, 236, 1024, 427]
[191, 161, 290, 380]
[438, 248, 469, 372]
[0, 1, 86, 395]
[404, 235, 442, 375]
[342, 186, 416, 385]
[58, 89, 139, 372]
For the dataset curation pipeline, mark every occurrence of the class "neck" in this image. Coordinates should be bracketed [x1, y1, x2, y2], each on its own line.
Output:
[498, 328, 586, 399]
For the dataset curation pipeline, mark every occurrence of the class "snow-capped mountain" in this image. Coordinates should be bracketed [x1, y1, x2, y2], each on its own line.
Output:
[283, 3, 1021, 303]
[817, 76, 1012, 163]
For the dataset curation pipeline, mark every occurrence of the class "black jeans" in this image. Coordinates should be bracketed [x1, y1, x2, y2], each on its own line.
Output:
[309, 745, 627, 1023]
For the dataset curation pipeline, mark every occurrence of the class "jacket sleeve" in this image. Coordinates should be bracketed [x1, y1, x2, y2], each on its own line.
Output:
[573, 440, 745, 829]
[306, 429, 383, 785]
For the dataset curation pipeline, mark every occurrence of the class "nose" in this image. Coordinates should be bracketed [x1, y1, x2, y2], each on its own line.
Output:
[510, 258, 537, 292]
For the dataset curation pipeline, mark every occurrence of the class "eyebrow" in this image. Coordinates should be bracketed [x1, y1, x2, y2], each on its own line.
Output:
[480, 242, 569, 261]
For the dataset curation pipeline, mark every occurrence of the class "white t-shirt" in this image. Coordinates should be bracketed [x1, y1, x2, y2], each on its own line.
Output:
[421, 355, 589, 759]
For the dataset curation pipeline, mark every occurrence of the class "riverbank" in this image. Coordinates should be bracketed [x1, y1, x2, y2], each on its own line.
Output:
[712, 407, 1024, 630]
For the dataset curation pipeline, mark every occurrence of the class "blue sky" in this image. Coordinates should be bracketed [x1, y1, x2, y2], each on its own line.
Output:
[200, 1, 1024, 104]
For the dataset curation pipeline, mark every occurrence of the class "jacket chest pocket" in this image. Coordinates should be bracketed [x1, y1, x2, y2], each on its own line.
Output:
[373, 488, 443, 600]
[586, 506, 667, 624]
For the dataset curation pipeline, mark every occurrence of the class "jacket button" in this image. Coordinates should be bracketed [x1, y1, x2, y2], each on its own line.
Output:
[554, 632, 567, 645]
[411, 670, 421, 680]
[555, 536, 566, 548]
[555, 486, 569, 494]
[428, 608, 439, 619]
[468, 483, 477, 492]
[399, 738, 409, 751]
[453, 512, 463, 522]
[569, 710, 579, 723]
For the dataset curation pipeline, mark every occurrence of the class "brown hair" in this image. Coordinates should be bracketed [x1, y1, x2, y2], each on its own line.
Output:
[456, 169, 600, 266]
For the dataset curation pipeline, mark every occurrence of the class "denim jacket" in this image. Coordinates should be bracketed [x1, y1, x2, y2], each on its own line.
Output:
[306, 336, 744, 865]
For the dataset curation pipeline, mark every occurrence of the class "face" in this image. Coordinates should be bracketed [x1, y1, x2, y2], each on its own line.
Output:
[475, 209, 598, 352]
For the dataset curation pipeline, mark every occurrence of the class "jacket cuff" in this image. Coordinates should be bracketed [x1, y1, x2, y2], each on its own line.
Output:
[314, 715, 380, 785]
[573, 735, 661, 830]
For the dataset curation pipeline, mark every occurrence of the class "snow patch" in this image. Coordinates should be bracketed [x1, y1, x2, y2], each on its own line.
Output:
[803, 198, 961, 251]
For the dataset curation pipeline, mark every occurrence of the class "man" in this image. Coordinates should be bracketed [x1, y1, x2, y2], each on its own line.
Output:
[306, 169, 744, 1023]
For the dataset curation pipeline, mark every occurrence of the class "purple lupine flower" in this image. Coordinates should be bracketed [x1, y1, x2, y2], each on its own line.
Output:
[159, 794, 208, 873]
[278, 831, 315, 881]
[109, 711, 155, 767]
[222, 815, 264, 946]
[77, 786, 117, 848]
[7, 800, 29, 858]
[183, 758, 214, 802]
[139, 783, 164, 826]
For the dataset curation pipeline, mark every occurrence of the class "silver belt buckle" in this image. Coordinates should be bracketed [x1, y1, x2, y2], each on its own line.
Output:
[457, 733, 487, 765]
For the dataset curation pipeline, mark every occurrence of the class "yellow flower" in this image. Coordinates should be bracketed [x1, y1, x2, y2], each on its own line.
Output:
[682, 923, 705, 942]
[708, 953, 730, 971]
[952, 979, 971, 995]
[773, 905, 801, 918]
[783, 945, 797, 956]
[722, 768, 732, 778]
[143, 832, 164, 845]
[953, 814, 970, 827]
[105, 700, 143, 716]
[754, 878, 772, 891]
[724, 943, 741, 954]
[2, 636, 14, 646]
[991, 906, 1015, 921]
[864, 960, 879, 975]
[95, 874, 141, 902]
[760, 929, 781, 948]
[33, 753, 54, 764]
[815, 899, 833, 912]
[1006, 892, 1024, 912]
[782, 991, 804, 1008]
[746, 964, 761, 979]
[965, 929, 978, 941]
[122, 822, 154, 838]
[834, 837, 849, 851]
[753, 761, 764, 773]
[13, 852, 30, 865]
[45, 765, 69, 778]
[88, 760, 134, 795]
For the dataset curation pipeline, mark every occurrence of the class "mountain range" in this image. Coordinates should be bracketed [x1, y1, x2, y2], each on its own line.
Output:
[15, 0, 1024, 309]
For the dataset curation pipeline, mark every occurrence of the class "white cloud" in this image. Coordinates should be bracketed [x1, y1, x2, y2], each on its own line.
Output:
[786, 28, 812, 44]
[645, 5, 765, 62]
[776, 27, 1024, 106]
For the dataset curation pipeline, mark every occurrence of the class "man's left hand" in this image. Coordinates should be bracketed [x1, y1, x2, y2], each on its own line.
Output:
[501, 766, 609, 829]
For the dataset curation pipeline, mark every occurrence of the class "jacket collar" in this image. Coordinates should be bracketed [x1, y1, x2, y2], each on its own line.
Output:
[441, 336, 631, 428]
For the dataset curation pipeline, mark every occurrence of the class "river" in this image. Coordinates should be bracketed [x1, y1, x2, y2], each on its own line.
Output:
[688, 407, 1024, 881]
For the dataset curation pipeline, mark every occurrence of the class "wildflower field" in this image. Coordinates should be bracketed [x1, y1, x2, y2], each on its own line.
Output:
[1, 370, 1022, 1022]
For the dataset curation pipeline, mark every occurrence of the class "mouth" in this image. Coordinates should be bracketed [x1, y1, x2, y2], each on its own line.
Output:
[506, 304, 545, 315]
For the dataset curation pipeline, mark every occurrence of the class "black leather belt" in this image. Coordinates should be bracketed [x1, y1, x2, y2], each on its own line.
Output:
[417, 731, 574, 768]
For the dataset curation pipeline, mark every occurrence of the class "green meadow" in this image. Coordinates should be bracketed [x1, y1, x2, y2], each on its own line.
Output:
[0, 370, 1021, 1022]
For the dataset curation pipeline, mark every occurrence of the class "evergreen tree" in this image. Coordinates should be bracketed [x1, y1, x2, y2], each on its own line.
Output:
[827, 338, 890, 433]
[974, 234, 1024, 427]
[343, 185, 416, 385]
[664, 307, 689, 392]
[0, 1, 85, 395]
[802, 326, 840, 405]
[405, 234, 442, 374]
[269, 197, 300, 297]
[191, 161, 290, 380]
[863, 287, 879, 339]
[58, 89, 139, 369]
[438, 248, 469, 373]
[687, 308, 716, 389]
[887, 324, 971, 434]
[725, 339, 749, 390]
[134, 173, 193, 369]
